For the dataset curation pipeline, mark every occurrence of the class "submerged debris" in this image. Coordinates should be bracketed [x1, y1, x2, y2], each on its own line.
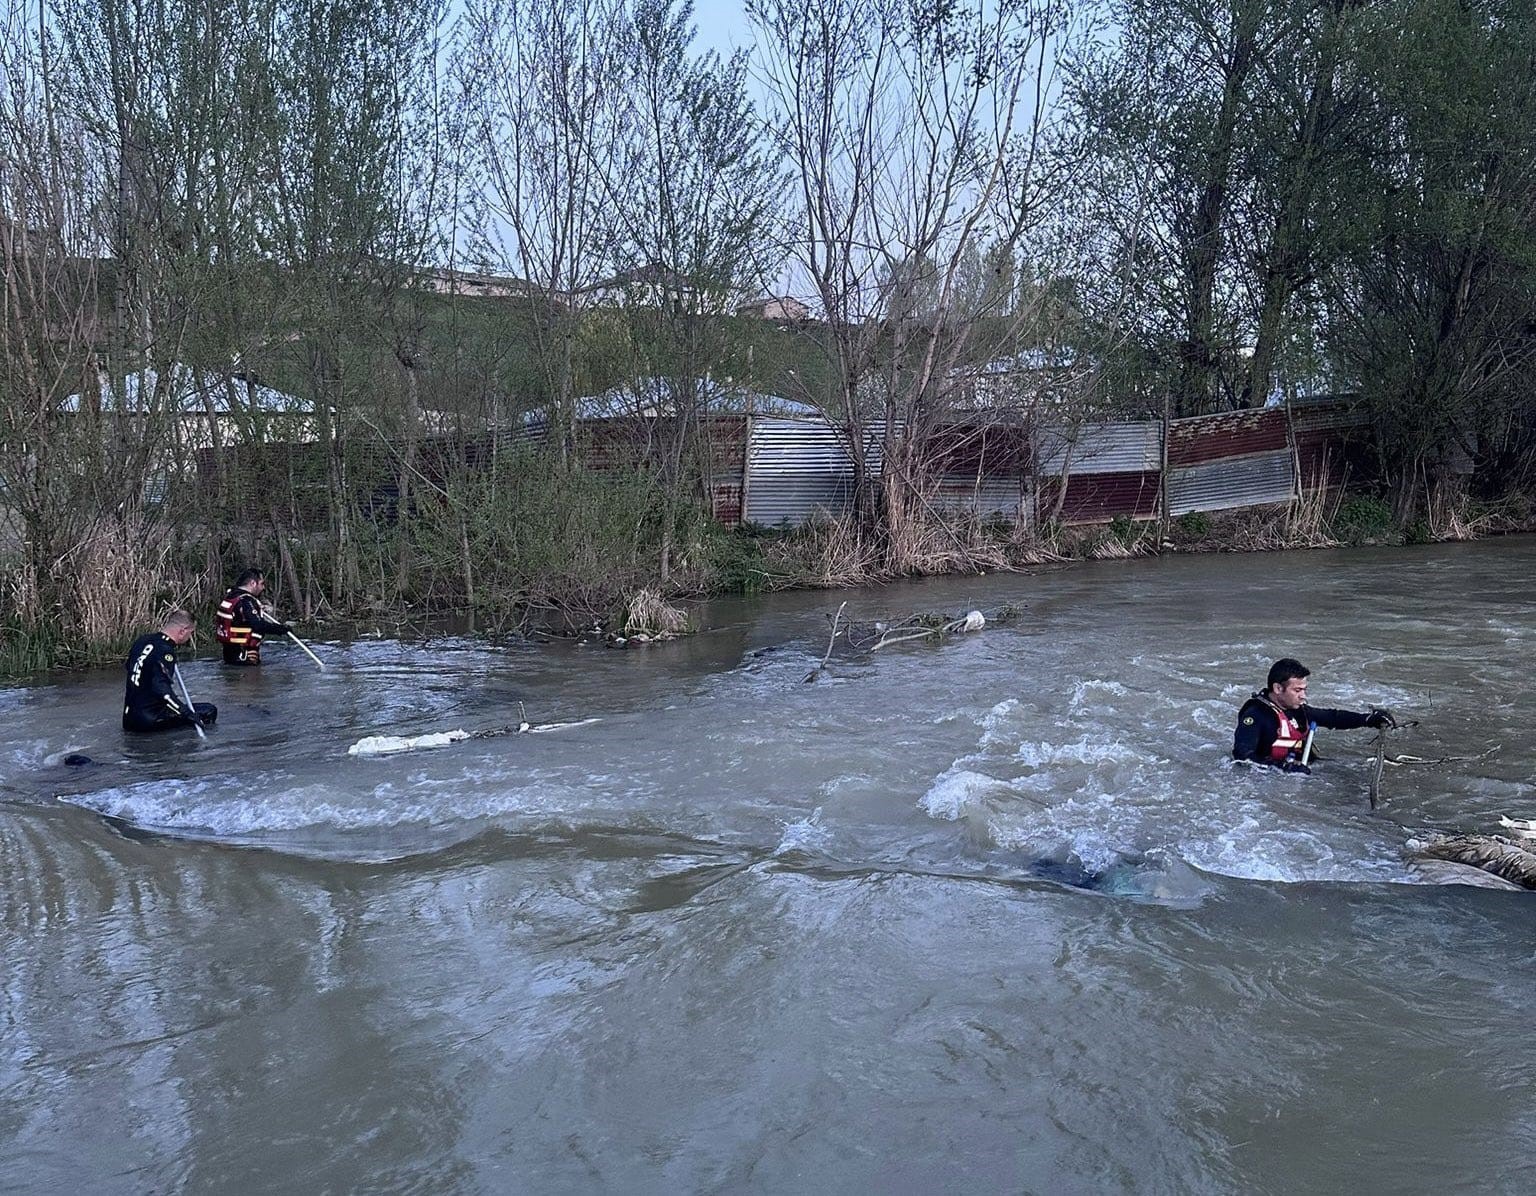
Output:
[1406, 833, 1536, 890]
[803, 603, 1018, 682]
[1405, 855, 1526, 891]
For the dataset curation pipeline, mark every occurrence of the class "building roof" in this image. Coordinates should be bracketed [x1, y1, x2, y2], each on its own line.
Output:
[526, 377, 820, 422]
[61, 365, 311, 415]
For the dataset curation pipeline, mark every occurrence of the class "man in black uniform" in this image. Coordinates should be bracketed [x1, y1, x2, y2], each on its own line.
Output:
[215, 568, 291, 666]
[1233, 658, 1394, 772]
[123, 611, 218, 733]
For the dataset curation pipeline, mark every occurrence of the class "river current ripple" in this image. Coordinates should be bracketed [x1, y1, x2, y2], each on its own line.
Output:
[3, 540, 1535, 1192]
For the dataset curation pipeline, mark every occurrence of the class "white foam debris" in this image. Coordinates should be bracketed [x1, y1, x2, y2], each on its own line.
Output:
[961, 610, 985, 632]
[527, 718, 601, 734]
[1499, 816, 1536, 836]
[347, 730, 471, 756]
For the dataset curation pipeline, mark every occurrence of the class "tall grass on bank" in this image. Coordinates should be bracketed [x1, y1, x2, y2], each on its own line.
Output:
[60, 511, 180, 647]
[0, 616, 61, 678]
[353, 450, 691, 630]
[1, 509, 195, 678]
[9, 471, 1533, 683]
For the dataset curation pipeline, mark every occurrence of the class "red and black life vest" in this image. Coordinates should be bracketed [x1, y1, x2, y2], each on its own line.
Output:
[1262, 698, 1308, 764]
[215, 587, 262, 650]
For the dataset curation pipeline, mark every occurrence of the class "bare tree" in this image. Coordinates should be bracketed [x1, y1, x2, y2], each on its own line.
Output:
[459, 0, 625, 455]
[1, 0, 98, 616]
[598, 0, 786, 582]
[748, 0, 1082, 568]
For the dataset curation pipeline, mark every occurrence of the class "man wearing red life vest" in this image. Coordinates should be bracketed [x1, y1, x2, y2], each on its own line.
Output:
[1233, 658, 1395, 772]
[215, 568, 292, 666]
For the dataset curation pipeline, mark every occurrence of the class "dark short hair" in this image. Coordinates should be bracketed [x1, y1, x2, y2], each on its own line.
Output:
[236, 568, 266, 587]
[1267, 658, 1310, 689]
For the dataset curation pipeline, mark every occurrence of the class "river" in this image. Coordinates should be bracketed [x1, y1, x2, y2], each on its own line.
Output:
[3, 540, 1535, 1193]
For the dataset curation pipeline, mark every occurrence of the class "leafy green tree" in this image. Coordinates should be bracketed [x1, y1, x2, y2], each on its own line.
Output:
[1320, 0, 1536, 521]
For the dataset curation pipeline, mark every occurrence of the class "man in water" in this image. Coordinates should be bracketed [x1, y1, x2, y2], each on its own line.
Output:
[215, 567, 292, 666]
[1233, 658, 1394, 772]
[123, 611, 218, 732]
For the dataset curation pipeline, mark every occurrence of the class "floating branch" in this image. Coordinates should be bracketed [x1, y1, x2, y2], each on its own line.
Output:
[803, 601, 847, 683]
[348, 701, 588, 756]
[861, 609, 989, 652]
[1365, 720, 1486, 809]
[804, 603, 1016, 681]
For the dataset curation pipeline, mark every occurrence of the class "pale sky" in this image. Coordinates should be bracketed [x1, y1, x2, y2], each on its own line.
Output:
[692, 0, 754, 55]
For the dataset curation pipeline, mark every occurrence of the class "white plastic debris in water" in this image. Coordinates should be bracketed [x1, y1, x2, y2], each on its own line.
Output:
[347, 729, 471, 756]
[961, 610, 985, 632]
[527, 717, 601, 734]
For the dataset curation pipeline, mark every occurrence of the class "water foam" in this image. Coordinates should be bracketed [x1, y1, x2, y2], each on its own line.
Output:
[918, 766, 1015, 822]
[920, 687, 1424, 887]
[1068, 678, 1129, 713]
[1013, 737, 1149, 768]
[61, 778, 435, 835]
[976, 698, 1021, 748]
[56, 769, 592, 842]
[774, 807, 831, 857]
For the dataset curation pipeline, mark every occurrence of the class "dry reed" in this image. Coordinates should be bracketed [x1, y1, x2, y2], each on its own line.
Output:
[51, 510, 174, 647]
[7, 556, 40, 622]
[1426, 487, 1493, 541]
[760, 515, 883, 588]
[1285, 486, 1342, 548]
[623, 586, 691, 636]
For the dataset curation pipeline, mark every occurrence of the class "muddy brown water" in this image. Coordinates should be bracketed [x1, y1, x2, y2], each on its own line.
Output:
[4, 539, 1535, 1192]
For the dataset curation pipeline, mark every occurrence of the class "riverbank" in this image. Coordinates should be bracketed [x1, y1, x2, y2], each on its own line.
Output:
[3, 488, 1533, 683]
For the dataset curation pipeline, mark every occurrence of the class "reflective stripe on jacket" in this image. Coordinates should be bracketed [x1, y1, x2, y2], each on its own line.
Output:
[215, 588, 262, 649]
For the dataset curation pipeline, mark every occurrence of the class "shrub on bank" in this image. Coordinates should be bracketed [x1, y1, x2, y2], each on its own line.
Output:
[377, 450, 677, 628]
[1174, 511, 1212, 542]
[1331, 495, 1395, 544]
[702, 524, 779, 595]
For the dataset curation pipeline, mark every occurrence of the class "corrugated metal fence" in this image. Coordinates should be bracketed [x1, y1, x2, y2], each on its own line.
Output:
[745, 419, 879, 526]
[741, 400, 1371, 527]
[1164, 408, 1296, 517]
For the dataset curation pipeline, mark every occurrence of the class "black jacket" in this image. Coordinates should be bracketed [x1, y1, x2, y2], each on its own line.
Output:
[1233, 693, 1372, 771]
[123, 632, 191, 726]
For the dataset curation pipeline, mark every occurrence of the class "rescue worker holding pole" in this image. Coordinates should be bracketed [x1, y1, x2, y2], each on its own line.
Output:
[215, 568, 292, 667]
[1233, 658, 1395, 773]
[123, 611, 218, 732]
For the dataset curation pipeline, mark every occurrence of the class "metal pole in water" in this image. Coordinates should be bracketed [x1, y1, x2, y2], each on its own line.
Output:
[174, 666, 207, 740]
